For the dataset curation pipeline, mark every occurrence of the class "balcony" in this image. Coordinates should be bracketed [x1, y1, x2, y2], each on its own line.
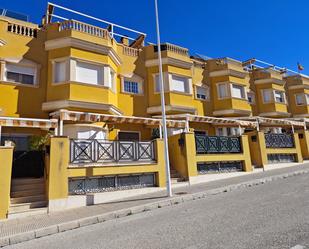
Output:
[252, 68, 284, 85]
[43, 82, 120, 115]
[207, 58, 248, 78]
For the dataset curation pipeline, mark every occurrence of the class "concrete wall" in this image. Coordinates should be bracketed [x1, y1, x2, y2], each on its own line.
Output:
[0, 146, 13, 219]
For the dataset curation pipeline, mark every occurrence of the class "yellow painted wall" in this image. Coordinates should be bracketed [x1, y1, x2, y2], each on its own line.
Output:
[0, 146, 13, 219]
[297, 131, 309, 159]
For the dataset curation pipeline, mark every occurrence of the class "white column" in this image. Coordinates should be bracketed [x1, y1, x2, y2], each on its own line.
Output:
[238, 125, 243, 135]
[185, 118, 190, 133]
[291, 125, 295, 134]
[59, 120, 64, 136]
[54, 126, 59, 136]
[159, 125, 163, 139]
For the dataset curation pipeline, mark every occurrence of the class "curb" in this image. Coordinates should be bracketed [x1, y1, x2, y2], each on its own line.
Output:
[1, 168, 309, 247]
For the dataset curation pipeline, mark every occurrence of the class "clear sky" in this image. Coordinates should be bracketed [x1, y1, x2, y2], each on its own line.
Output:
[2, 0, 309, 74]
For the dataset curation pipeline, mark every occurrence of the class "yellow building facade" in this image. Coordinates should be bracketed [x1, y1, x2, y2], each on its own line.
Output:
[0, 5, 308, 219]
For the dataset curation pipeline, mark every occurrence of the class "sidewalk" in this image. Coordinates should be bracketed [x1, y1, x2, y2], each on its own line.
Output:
[1, 162, 309, 247]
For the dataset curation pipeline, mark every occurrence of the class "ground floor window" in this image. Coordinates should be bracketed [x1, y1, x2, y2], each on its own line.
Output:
[118, 131, 140, 141]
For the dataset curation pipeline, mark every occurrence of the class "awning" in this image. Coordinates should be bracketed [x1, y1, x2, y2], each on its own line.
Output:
[162, 114, 257, 128]
[0, 117, 58, 129]
[236, 117, 305, 128]
[50, 109, 186, 128]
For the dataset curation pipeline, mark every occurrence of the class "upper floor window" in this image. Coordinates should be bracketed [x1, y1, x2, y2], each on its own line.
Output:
[170, 75, 190, 93]
[75, 61, 104, 85]
[52, 58, 115, 90]
[124, 81, 139, 94]
[231, 84, 246, 99]
[217, 83, 230, 99]
[274, 90, 285, 103]
[195, 85, 209, 100]
[262, 89, 273, 103]
[4, 62, 36, 85]
[247, 92, 255, 104]
[295, 93, 306, 105]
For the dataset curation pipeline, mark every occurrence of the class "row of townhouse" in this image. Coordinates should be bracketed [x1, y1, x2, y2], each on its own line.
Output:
[0, 4, 309, 219]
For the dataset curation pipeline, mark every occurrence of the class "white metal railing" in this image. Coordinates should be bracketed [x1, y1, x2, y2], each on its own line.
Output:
[122, 46, 140, 57]
[7, 23, 37, 37]
[59, 20, 108, 39]
[47, 2, 146, 43]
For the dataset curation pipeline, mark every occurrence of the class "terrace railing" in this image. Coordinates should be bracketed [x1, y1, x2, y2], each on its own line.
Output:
[70, 139, 155, 165]
[7, 23, 37, 38]
[59, 20, 108, 39]
[264, 133, 294, 148]
[195, 135, 242, 154]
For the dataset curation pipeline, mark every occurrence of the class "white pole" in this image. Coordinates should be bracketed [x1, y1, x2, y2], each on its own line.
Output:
[154, 0, 172, 197]
[159, 125, 163, 139]
[59, 120, 64, 136]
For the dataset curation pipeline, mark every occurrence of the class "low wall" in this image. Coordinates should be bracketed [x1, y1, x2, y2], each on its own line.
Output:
[168, 133, 252, 183]
[46, 137, 166, 212]
[0, 146, 13, 219]
[248, 131, 303, 168]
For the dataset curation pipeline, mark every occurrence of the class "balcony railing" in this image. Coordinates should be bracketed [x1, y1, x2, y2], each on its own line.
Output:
[122, 46, 140, 57]
[264, 133, 294, 148]
[154, 43, 189, 57]
[195, 135, 242, 154]
[59, 20, 108, 39]
[70, 139, 155, 165]
[7, 23, 37, 38]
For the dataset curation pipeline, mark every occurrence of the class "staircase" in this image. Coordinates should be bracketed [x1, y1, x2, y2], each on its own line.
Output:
[170, 168, 186, 184]
[9, 178, 48, 219]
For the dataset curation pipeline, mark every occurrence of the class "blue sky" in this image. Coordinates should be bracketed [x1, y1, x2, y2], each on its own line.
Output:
[2, 0, 309, 74]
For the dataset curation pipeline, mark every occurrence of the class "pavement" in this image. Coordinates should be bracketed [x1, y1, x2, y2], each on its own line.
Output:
[1, 163, 309, 247]
[4, 165, 309, 249]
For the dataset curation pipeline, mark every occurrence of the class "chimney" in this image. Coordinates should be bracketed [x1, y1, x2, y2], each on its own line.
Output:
[120, 37, 129, 46]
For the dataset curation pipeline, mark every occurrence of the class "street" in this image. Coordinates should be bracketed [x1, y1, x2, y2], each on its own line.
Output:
[7, 173, 309, 249]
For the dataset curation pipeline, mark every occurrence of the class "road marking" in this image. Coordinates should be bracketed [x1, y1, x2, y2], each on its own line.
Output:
[291, 245, 305, 249]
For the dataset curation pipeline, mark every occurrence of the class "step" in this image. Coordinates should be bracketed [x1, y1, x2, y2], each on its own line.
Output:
[10, 194, 46, 204]
[171, 173, 181, 178]
[8, 207, 48, 219]
[10, 201, 47, 213]
[171, 177, 186, 184]
[11, 178, 44, 186]
[11, 188, 45, 198]
[11, 182, 45, 192]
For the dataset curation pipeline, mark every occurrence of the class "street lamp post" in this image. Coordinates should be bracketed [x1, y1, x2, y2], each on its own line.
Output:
[154, 0, 172, 197]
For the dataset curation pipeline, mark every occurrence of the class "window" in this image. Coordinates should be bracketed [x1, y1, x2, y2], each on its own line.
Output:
[54, 61, 67, 83]
[124, 81, 139, 94]
[247, 92, 255, 104]
[217, 83, 230, 99]
[295, 93, 305, 105]
[274, 90, 285, 103]
[75, 61, 103, 85]
[262, 89, 273, 103]
[196, 86, 208, 100]
[231, 84, 246, 99]
[170, 75, 189, 93]
[118, 131, 140, 141]
[216, 127, 241, 136]
[5, 63, 35, 85]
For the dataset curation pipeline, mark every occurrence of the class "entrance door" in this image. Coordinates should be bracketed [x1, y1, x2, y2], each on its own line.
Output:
[2, 134, 45, 178]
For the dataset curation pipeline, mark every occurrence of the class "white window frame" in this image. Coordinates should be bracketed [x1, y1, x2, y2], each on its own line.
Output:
[169, 74, 192, 94]
[295, 93, 306, 106]
[121, 74, 144, 95]
[51, 57, 115, 90]
[2, 59, 39, 87]
[217, 82, 231, 99]
[153, 72, 169, 93]
[274, 90, 286, 104]
[153, 73, 192, 95]
[231, 84, 246, 100]
[261, 89, 273, 103]
[52, 58, 69, 84]
[195, 85, 209, 101]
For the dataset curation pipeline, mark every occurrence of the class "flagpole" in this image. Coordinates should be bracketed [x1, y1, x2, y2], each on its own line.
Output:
[154, 0, 172, 197]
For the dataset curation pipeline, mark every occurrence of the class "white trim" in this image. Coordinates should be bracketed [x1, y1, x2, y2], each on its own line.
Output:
[145, 58, 193, 69]
[209, 69, 248, 78]
[42, 100, 123, 115]
[288, 85, 309, 90]
[254, 78, 284, 85]
[216, 82, 231, 99]
[194, 85, 210, 101]
[45, 37, 122, 66]
[259, 111, 291, 117]
[147, 105, 197, 114]
[212, 109, 251, 116]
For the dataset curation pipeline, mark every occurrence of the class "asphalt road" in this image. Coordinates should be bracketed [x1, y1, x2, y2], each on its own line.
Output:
[7, 173, 309, 249]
